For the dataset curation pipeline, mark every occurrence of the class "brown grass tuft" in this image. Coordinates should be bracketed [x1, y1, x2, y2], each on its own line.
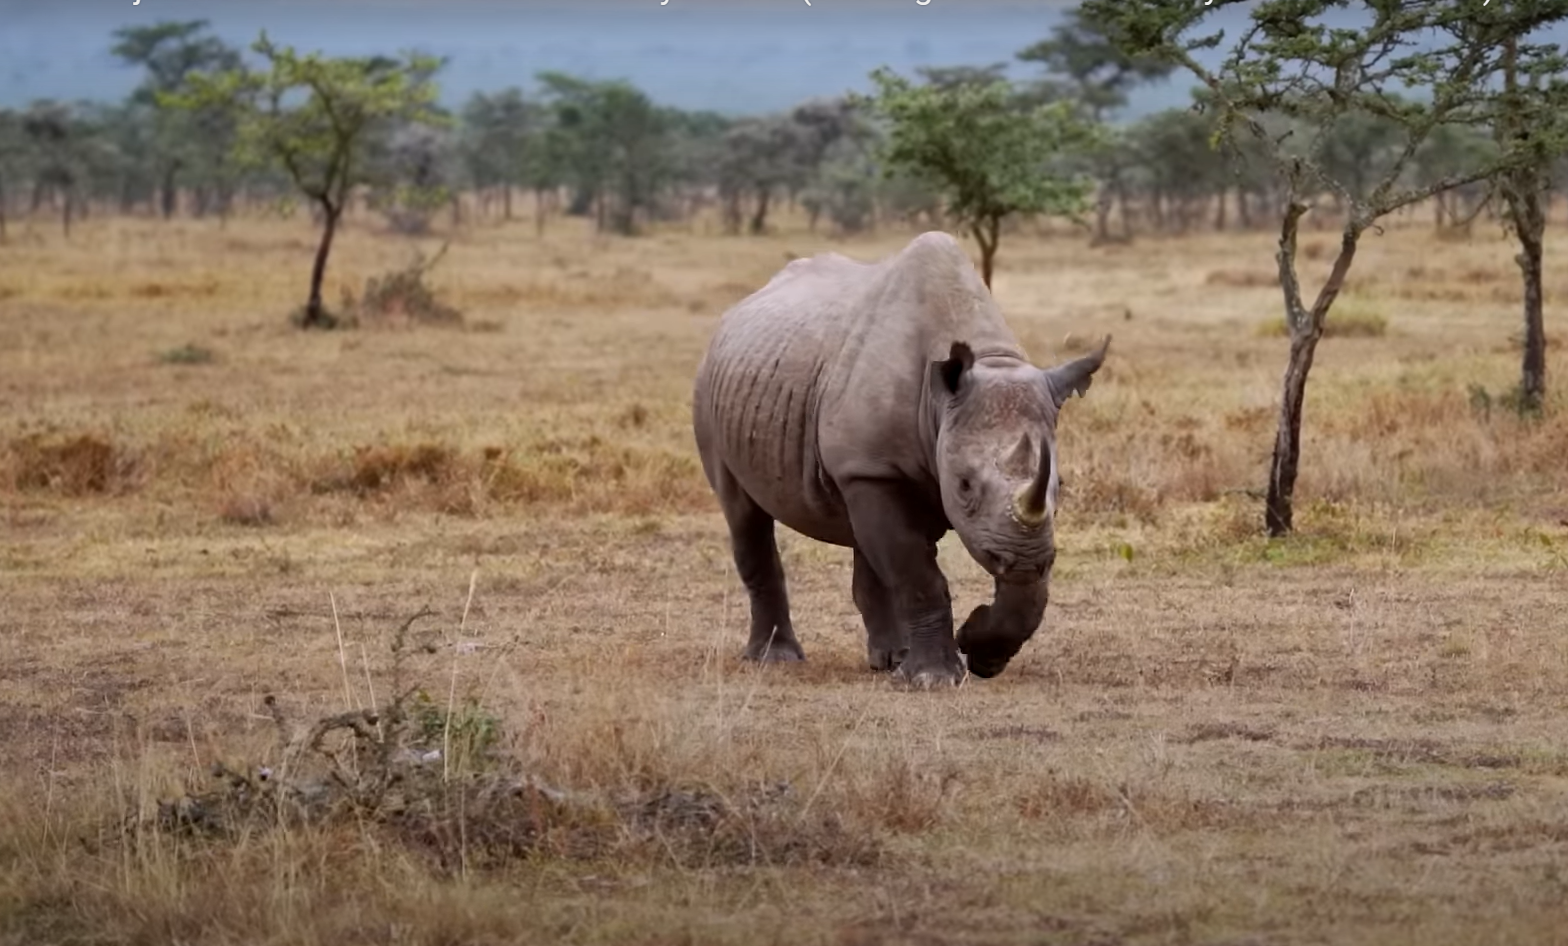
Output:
[344, 443, 458, 494]
[342, 243, 464, 329]
[129, 278, 221, 299]
[1206, 268, 1278, 288]
[218, 493, 275, 526]
[292, 439, 710, 517]
[4, 431, 134, 496]
[464, 266, 680, 311]
[1015, 770, 1116, 821]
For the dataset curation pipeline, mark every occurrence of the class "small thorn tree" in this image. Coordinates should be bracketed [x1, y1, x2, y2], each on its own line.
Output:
[1490, 30, 1568, 414]
[166, 32, 446, 329]
[110, 19, 242, 220]
[858, 66, 1101, 289]
[1082, 0, 1568, 535]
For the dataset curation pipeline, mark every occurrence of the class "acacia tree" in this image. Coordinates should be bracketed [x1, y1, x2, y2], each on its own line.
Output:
[111, 20, 241, 219]
[1018, 9, 1173, 120]
[1490, 31, 1568, 414]
[1084, 0, 1568, 535]
[535, 72, 671, 235]
[1415, 124, 1497, 228]
[460, 88, 535, 221]
[168, 33, 445, 328]
[20, 101, 84, 237]
[860, 66, 1100, 288]
[1018, 7, 1175, 242]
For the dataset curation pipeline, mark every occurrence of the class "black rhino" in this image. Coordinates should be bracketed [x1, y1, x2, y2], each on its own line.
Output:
[691, 231, 1109, 687]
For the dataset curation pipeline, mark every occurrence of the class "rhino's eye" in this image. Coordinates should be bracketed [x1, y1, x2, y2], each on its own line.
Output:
[958, 477, 973, 495]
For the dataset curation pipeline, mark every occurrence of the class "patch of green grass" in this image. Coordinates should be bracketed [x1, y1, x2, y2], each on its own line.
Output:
[157, 343, 217, 365]
[409, 689, 504, 774]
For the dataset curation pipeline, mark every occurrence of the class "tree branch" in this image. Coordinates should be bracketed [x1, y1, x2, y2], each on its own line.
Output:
[1275, 198, 1309, 329]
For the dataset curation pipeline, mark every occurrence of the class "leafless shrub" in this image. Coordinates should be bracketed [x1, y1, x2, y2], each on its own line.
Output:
[105, 605, 880, 876]
[342, 242, 463, 329]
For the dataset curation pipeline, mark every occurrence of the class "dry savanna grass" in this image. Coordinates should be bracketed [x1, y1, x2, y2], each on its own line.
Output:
[2, 201, 1568, 946]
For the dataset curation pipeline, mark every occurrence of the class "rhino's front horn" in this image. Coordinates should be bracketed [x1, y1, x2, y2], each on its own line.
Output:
[1013, 433, 1051, 526]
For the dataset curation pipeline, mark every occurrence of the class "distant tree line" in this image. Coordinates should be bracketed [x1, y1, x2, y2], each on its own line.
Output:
[2, 14, 1555, 250]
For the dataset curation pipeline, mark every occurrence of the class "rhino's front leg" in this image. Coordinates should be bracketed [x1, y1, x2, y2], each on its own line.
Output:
[852, 549, 907, 671]
[956, 578, 1049, 679]
[842, 481, 964, 688]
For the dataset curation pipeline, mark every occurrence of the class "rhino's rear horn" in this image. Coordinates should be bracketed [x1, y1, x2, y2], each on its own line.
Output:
[938, 341, 975, 395]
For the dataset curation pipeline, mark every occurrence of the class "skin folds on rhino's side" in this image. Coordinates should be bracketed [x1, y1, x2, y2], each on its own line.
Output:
[691, 231, 1109, 687]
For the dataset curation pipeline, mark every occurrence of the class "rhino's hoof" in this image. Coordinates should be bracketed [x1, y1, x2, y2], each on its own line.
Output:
[742, 640, 806, 663]
[893, 658, 966, 690]
[868, 646, 908, 672]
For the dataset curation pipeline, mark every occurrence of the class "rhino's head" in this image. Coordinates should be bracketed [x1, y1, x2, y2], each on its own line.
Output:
[929, 336, 1110, 675]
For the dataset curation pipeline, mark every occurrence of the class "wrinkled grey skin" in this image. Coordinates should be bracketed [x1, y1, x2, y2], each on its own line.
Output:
[691, 231, 1109, 687]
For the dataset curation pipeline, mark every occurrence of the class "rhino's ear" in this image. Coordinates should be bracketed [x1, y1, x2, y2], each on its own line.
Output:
[937, 341, 975, 395]
[1040, 335, 1111, 409]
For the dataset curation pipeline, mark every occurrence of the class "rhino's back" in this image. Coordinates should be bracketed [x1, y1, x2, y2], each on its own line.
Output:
[815, 232, 1023, 480]
[694, 232, 1021, 544]
[693, 253, 867, 544]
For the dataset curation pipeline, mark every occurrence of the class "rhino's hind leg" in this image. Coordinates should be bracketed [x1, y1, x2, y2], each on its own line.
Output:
[853, 549, 907, 671]
[714, 469, 806, 663]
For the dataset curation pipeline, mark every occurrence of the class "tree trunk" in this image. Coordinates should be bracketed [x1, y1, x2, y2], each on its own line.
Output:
[722, 190, 742, 235]
[749, 186, 771, 235]
[0, 173, 7, 244]
[1116, 179, 1133, 239]
[1265, 204, 1361, 536]
[160, 162, 180, 220]
[971, 216, 1000, 289]
[301, 200, 342, 330]
[1266, 332, 1318, 537]
[1498, 35, 1548, 414]
[535, 188, 546, 237]
[1213, 190, 1227, 231]
[504, 185, 514, 221]
[61, 192, 72, 239]
[1514, 209, 1547, 412]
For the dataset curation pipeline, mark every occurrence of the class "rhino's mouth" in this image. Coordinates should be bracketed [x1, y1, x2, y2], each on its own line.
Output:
[963, 653, 1008, 679]
[955, 601, 1030, 679]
